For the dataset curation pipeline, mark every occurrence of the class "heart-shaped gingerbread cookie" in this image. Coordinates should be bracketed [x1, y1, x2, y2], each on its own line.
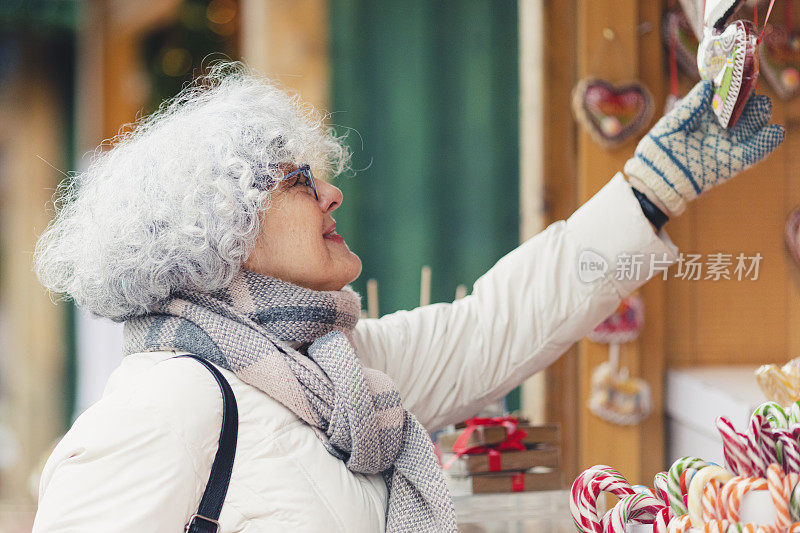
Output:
[571, 78, 654, 149]
[698, 19, 759, 128]
[759, 25, 800, 100]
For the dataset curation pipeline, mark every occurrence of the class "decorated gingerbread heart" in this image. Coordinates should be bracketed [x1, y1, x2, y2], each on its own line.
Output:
[698, 19, 759, 128]
[759, 25, 800, 100]
[571, 78, 654, 149]
[587, 295, 644, 344]
[664, 11, 701, 79]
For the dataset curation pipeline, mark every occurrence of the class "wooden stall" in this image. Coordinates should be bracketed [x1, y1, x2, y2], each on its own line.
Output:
[542, 0, 800, 486]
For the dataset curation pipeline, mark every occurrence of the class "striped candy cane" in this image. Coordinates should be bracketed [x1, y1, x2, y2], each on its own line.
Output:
[767, 463, 791, 529]
[719, 476, 767, 522]
[652, 506, 670, 533]
[668, 457, 708, 516]
[604, 492, 663, 532]
[745, 417, 768, 477]
[701, 479, 722, 523]
[791, 475, 800, 522]
[754, 402, 790, 429]
[717, 417, 753, 476]
[687, 465, 734, 527]
[654, 471, 670, 505]
[752, 416, 779, 467]
[716, 476, 745, 520]
[666, 514, 691, 533]
[701, 519, 731, 532]
[790, 401, 800, 425]
[776, 431, 800, 475]
[570, 465, 635, 533]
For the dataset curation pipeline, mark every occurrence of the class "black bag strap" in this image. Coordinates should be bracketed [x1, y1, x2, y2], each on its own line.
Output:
[175, 354, 239, 533]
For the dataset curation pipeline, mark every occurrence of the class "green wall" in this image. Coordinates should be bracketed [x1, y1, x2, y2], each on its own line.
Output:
[330, 0, 520, 317]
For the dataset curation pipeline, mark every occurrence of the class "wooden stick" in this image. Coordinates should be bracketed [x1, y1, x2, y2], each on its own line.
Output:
[454, 284, 468, 300]
[366, 278, 379, 319]
[420, 265, 431, 307]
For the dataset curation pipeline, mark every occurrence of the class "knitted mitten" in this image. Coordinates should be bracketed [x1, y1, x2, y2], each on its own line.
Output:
[624, 80, 785, 217]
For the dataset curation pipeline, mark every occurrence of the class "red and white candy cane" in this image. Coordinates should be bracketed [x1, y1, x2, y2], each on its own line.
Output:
[752, 415, 779, 467]
[652, 506, 670, 533]
[746, 417, 768, 477]
[570, 465, 635, 533]
[603, 492, 664, 533]
[654, 471, 670, 505]
[777, 430, 800, 474]
[717, 417, 753, 476]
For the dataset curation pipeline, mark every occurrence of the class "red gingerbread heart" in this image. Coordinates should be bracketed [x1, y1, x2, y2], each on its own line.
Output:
[698, 19, 759, 128]
[759, 25, 800, 100]
[571, 78, 654, 149]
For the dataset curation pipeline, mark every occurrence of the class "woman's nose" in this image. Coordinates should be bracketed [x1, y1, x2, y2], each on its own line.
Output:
[316, 179, 343, 213]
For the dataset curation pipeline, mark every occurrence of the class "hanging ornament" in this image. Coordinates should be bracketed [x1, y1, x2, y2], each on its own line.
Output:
[760, 27, 800, 99]
[785, 205, 800, 271]
[678, 0, 705, 40]
[664, 11, 701, 80]
[697, 0, 775, 129]
[759, 2, 800, 99]
[571, 78, 654, 149]
[666, 20, 681, 114]
[587, 295, 652, 426]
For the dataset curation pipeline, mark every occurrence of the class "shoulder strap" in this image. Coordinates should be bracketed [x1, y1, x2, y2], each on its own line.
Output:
[176, 354, 238, 533]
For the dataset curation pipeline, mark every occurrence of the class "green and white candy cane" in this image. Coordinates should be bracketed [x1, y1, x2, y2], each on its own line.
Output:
[790, 401, 800, 425]
[791, 478, 800, 522]
[753, 401, 790, 428]
[623, 80, 785, 217]
[667, 456, 709, 516]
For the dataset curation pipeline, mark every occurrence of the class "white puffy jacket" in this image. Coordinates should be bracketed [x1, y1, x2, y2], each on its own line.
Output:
[33, 174, 678, 532]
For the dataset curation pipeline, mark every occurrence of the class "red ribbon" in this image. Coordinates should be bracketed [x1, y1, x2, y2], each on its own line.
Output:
[757, 0, 778, 45]
[511, 472, 526, 492]
[443, 416, 527, 471]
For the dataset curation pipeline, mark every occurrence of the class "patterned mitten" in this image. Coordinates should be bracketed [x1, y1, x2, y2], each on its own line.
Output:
[623, 80, 785, 217]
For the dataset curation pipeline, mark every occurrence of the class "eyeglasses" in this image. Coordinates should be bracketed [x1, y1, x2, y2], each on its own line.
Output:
[277, 164, 319, 201]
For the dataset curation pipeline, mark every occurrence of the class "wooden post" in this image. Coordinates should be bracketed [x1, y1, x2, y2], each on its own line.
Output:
[540, 0, 580, 484]
[519, 0, 547, 426]
[240, 0, 330, 111]
[0, 60, 66, 503]
[574, 0, 666, 484]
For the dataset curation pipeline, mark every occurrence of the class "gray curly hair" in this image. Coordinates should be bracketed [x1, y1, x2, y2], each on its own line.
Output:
[34, 61, 351, 321]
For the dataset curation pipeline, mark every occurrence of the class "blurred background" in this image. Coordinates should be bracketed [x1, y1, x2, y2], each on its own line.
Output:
[0, 0, 525, 526]
[2, 0, 800, 529]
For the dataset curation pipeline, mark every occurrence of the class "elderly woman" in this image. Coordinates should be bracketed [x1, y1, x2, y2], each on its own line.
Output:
[31, 62, 782, 532]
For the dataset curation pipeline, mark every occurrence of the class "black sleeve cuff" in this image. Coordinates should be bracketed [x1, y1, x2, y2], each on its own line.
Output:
[631, 186, 669, 231]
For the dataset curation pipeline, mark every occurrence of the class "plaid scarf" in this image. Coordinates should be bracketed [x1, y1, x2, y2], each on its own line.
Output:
[122, 269, 456, 532]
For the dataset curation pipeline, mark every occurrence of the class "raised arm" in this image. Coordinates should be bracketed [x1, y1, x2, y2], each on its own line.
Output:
[351, 80, 784, 432]
[351, 174, 677, 431]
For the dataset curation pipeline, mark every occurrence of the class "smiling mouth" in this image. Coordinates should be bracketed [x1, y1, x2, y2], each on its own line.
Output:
[323, 223, 344, 243]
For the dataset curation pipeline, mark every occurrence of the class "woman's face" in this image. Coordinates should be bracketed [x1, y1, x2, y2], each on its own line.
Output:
[243, 164, 362, 291]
